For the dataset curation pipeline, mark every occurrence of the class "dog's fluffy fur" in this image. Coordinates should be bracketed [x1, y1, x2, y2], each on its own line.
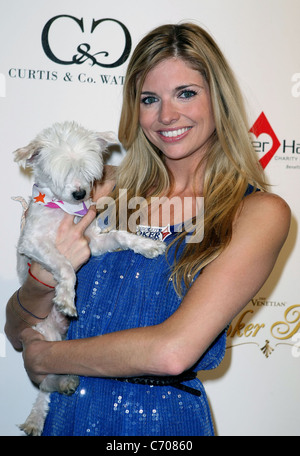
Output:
[14, 121, 165, 436]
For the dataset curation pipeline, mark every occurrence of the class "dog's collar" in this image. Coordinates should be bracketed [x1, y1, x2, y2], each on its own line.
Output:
[32, 184, 91, 217]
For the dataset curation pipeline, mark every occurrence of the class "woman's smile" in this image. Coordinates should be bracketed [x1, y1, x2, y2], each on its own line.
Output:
[158, 127, 193, 141]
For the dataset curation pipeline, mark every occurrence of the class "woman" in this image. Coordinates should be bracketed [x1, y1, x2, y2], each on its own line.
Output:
[5, 23, 290, 436]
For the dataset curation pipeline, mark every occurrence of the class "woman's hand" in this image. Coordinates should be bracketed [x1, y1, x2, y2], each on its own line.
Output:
[56, 206, 97, 271]
[28, 206, 97, 286]
[20, 328, 49, 386]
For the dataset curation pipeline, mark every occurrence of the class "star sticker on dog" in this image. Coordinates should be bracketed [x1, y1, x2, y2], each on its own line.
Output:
[34, 192, 46, 203]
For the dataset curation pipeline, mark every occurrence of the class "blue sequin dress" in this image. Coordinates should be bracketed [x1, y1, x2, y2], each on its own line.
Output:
[42, 224, 227, 436]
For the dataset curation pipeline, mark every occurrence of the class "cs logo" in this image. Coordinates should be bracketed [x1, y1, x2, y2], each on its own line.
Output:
[42, 15, 132, 68]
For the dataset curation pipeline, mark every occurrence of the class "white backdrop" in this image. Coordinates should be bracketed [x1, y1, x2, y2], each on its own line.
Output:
[1, 0, 299, 436]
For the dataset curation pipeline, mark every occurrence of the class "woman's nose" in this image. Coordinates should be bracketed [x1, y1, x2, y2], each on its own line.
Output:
[158, 100, 180, 125]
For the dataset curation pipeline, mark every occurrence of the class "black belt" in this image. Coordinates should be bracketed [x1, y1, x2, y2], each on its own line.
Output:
[112, 370, 201, 397]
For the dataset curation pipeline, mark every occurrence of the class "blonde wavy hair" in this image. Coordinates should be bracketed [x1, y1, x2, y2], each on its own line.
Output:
[113, 22, 267, 294]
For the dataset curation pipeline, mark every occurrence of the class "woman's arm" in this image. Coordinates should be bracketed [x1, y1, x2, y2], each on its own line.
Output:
[5, 206, 97, 350]
[21, 192, 291, 381]
[5, 274, 55, 351]
[5, 166, 116, 350]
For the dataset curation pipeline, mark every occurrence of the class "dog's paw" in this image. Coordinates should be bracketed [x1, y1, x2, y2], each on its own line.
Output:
[19, 418, 44, 436]
[134, 239, 166, 258]
[54, 301, 78, 318]
[58, 375, 80, 395]
[57, 303, 78, 318]
[54, 293, 77, 317]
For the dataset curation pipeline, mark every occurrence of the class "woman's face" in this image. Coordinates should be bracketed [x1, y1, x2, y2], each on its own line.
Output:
[139, 58, 215, 169]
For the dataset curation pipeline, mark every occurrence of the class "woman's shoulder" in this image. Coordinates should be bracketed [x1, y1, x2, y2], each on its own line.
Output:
[243, 191, 290, 218]
[235, 191, 291, 245]
[93, 165, 117, 201]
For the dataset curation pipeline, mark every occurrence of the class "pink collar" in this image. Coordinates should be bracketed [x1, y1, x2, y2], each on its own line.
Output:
[32, 184, 91, 217]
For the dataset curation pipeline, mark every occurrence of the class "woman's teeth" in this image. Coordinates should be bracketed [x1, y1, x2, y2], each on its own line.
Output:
[160, 127, 191, 138]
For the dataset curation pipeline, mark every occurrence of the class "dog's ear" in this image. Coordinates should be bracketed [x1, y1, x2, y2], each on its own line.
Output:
[96, 131, 119, 149]
[13, 140, 42, 168]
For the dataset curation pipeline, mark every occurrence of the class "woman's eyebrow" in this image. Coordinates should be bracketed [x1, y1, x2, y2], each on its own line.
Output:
[175, 84, 202, 91]
[141, 84, 202, 96]
[141, 91, 157, 96]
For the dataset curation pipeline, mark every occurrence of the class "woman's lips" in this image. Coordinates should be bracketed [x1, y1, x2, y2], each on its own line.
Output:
[158, 127, 192, 142]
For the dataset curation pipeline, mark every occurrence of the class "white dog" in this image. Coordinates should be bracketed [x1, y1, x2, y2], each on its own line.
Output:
[14, 121, 165, 436]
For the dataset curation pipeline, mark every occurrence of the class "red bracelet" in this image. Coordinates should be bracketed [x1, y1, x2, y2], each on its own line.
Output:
[27, 263, 55, 289]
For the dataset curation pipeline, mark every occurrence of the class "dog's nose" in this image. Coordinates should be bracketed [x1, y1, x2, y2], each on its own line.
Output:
[72, 189, 86, 201]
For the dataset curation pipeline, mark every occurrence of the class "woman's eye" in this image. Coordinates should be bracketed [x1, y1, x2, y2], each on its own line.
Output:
[179, 90, 197, 99]
[141, 96, 158, 105]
